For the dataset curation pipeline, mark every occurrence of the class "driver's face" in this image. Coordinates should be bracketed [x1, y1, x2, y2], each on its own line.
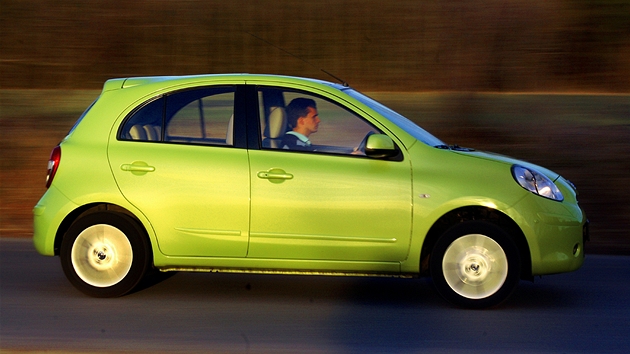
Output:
[299, 106, 320, 136]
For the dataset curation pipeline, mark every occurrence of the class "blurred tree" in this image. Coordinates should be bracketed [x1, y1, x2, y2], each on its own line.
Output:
[551, 0, 630, 91]
[1, 0, 628, 92]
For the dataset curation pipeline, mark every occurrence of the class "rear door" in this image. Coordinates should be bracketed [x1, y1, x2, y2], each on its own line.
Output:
[108, 85, 251, 257]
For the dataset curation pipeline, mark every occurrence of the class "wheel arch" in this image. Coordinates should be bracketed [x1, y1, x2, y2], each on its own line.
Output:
[420, 206, 532, 280]
[53, 203, 150, 257]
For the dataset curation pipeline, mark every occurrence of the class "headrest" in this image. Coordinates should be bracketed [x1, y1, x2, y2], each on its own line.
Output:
[143, 125, 160, 141]
[129, 124, 148, 140]
[265, 107, 287, 139]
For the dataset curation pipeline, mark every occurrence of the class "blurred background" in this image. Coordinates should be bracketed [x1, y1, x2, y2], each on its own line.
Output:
[1, 0, 629, 253]
[3, 0, 630, 91]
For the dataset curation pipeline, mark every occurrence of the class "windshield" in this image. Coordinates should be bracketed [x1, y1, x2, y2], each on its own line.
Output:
[344, 89, 445, 147]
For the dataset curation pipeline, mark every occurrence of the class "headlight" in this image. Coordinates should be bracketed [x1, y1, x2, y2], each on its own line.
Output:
[511, 165, 563, 201]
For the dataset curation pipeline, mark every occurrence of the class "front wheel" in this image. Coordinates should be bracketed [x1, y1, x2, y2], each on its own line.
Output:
[60, 212, 151, 297]
[430, 221, 521, 308]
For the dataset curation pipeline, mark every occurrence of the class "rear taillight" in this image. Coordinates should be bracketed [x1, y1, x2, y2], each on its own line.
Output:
[46, 145, 61, 188]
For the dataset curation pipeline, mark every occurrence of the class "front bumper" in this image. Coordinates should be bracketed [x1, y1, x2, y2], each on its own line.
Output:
[508, 192, 587, 276]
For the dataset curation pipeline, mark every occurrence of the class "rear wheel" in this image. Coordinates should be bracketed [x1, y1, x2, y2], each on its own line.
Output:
[60, 212, 151, 297]
[430, 221, 521, 308]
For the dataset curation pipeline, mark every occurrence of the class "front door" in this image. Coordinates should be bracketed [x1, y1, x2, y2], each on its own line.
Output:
[248, 87, 412, 263]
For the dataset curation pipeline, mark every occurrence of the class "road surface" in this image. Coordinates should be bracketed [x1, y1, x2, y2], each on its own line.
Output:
[1, 238, 629, 353]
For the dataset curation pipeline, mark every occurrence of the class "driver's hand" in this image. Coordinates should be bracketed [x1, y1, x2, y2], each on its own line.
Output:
[351, 148, 364, 155]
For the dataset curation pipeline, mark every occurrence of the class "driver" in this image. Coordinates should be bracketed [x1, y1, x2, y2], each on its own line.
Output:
[281, 98, 320, 151]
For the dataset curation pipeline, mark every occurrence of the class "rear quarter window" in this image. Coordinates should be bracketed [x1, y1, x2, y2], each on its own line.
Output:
[119, 97, 165, 141]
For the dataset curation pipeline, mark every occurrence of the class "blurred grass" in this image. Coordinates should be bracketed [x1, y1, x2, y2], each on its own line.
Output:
[1, 90, 628, 254]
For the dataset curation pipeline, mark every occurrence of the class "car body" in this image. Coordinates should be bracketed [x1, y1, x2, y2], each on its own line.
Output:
[33, 74, 588, 308]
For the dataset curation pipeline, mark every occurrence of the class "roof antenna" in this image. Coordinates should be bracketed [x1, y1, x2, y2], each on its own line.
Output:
[246, 31, 349, 87]
[320, 69, 348, 87]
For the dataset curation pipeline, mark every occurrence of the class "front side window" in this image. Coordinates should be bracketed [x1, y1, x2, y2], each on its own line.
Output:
[258, 87, 380, 155]
[119, 86, 236, 146]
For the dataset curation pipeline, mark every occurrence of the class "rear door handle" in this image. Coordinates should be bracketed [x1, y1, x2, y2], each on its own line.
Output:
[121, 162, 155, 174]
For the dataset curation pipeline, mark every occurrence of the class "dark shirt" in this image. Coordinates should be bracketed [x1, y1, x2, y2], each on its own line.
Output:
[281, 132, 313, 151]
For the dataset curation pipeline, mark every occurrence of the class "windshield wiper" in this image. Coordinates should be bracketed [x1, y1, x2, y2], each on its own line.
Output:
[434, 144, 475, 152]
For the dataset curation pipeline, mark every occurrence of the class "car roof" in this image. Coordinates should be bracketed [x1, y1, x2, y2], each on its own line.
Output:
[102, 74, 347, 93]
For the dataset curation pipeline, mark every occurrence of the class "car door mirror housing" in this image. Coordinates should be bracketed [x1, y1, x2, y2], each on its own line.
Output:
[365, 134, 399, 159]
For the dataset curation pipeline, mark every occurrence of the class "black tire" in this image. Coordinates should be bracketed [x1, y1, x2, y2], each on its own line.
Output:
[60, 212, 151, 297]
[430, 221, 521, 308]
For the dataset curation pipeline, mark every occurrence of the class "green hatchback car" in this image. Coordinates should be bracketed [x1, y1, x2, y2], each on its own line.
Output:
[33, 74, 588, 308]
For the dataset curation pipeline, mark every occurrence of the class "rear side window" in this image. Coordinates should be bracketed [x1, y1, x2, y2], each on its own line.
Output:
[165, 88, 235, 145]
[119, 86, 236, 146]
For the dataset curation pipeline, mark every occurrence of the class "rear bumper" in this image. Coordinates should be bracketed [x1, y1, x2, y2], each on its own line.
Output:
[33, 186, 77, 256]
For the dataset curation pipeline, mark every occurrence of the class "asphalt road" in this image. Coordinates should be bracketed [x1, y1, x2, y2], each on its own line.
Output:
[1, 238, 629, 354]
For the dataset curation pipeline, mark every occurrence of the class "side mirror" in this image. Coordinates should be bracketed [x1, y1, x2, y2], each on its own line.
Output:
[365, 134, 399, 159]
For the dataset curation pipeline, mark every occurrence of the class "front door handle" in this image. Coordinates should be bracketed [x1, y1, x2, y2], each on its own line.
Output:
[257, 168, 293, 180]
